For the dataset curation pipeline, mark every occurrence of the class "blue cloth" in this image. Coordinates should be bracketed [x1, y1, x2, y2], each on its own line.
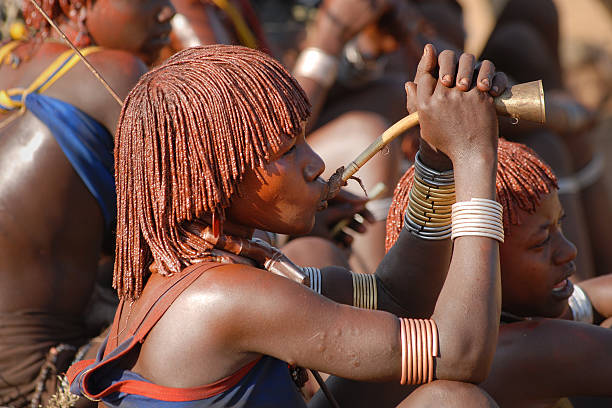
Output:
[23, 93, 116, 226]
[101, 357, 305, 408]
[70, 336, 307, 408]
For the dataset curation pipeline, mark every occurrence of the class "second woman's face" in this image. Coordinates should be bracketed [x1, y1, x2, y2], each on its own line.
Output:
[226, 128, 327, 236]
[86, 0, 175, 64]
[500, 191, 578, 318]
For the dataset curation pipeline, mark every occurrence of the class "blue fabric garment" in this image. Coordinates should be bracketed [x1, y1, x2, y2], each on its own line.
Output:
[70, 335, 307, 408]
[100, 357, 305, 408]
[23, 93, 116, 226]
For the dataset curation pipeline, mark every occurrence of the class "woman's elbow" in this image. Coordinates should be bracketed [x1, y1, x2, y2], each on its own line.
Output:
[437, 344, 496, 384]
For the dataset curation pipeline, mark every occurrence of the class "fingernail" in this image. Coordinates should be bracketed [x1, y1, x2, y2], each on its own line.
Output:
[424, 45, 428, 54]
[481, 78, 490, 88]
[492, 85, 500, 93]
[459, 78, 469, 87]
[442, 74, 452, 84]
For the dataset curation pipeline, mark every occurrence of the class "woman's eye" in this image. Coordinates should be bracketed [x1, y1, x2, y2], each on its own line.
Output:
[283, 145, 296, 156]
[534, 234, 551, 249]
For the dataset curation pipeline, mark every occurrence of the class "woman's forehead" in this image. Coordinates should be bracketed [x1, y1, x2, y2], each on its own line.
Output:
[507, 191, 562, 237]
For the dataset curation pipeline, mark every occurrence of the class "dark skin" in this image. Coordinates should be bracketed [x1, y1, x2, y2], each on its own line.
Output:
[479, 191, 612, 407]
[115, 45, 506, 407]
[480, 0, 612, 280]
[0, 0, 173, 315]
[160, 0, 409, 272]
[308, 44, 507, 407]
[500, 192, 578, 319]
[315, 189, 612, 408]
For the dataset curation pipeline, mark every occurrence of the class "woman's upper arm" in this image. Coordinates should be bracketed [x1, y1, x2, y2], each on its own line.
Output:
[482, 319, 612, 403]
[212, 265, 402, 383]
[577, 275, 612, 320]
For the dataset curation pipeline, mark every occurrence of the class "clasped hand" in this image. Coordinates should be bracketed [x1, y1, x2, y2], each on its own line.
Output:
[406, 44, 509, 165]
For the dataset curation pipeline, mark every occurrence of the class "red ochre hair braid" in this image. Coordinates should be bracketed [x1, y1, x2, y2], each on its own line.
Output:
[114, 45, 310, 300]
[385, 138, 558, 252]
[22, 0, 91, 47]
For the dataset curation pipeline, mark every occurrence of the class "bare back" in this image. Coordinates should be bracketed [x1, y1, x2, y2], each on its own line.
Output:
[0, 41, 146, 315]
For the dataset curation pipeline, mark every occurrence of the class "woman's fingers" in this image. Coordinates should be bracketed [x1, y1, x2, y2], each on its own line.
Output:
[455, 52, 476, 91]
[405, 81, 418, 113]
[414, 44, 438, 98]
[490, 71, 509, 97]
[438, 49, 458, 88]
[476, 60, 495, 92]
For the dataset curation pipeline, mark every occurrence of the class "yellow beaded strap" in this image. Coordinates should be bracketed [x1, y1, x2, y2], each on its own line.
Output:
[0, 46, 101, 114]
[210, 0, 258, 49]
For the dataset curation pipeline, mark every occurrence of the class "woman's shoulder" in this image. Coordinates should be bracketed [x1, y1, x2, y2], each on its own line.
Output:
[1, 41, 148, 131]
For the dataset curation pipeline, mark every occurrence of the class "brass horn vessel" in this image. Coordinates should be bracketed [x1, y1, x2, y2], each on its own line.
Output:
[326, 80, 545, 195]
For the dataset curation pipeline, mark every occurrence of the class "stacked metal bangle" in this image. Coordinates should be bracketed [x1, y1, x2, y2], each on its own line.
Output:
[404, 152, 455, 240]
[399, 318, 439, 385]
[351, 272, 377, 310]
[293, 47, 339, 88]
[302, 267, 322, 294]
[451, 198, 504, 243]
[569, 284, 594, 323]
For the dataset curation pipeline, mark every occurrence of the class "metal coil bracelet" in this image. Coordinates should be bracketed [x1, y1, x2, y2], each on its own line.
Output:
[404, 152, 455, 240]
[399, 318, 439, 385]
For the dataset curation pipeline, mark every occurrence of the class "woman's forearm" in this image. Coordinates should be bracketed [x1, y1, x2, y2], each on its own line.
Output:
[430, 157, 501, 383]
[483, 318, 612, 403]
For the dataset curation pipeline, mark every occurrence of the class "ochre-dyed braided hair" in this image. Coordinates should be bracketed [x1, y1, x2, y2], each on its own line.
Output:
[114, 45, 310, 300]
[22, 0, 91, 47]
[385, 138, 558, 252]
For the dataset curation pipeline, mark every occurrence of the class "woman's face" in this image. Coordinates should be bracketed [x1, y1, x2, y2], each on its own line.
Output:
[226, 127, 327, 236]
[500, 191, 577, 318]
[86, 0, 175, 64]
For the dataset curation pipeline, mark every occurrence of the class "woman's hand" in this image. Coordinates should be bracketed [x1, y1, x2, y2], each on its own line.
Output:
[405, 44, 508, 166]
[302, 189, 375, 248]
[309, 0, 417, 55]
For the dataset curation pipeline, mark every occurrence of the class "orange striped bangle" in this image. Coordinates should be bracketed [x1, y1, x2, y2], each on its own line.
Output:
[398, 318, 439, 385]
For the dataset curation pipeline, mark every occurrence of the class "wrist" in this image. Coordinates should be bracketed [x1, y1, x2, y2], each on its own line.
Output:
[453, 155, 497, 201]
[418, 139, 452, 171]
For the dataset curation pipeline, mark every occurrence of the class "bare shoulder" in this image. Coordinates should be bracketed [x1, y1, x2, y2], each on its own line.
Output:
[182, 263, 312, 314]
[45, 48, 148, 132]
[160, 262, 325, 341]
[138, 263, 316, 384]
[85, 49, 148, 95]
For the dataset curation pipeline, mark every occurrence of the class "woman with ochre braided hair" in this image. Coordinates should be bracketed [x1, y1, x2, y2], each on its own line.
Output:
[382, 138, 612, 408]
[0, 1, 174, 406]
[68, 44, 507, 407]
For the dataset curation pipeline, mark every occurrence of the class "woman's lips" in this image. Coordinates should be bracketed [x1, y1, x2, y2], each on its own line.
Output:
[551, 278, 574, 300]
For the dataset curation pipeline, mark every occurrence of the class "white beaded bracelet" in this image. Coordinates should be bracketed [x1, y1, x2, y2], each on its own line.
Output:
[451, 198, 504, 243]
[293, 47, 339, 88]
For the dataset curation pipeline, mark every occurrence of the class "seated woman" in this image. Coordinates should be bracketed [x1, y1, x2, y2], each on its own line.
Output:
[160, 0, 425, 272]
[0, 0, 174, 406]
[385, 138, 612, 408]
[68, 44, 507, 407]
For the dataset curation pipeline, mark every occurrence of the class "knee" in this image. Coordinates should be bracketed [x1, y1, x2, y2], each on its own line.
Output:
[398, 381, 498, 408]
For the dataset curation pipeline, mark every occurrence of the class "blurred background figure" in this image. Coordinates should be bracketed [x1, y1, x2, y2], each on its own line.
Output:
[0, 0, 26, 42]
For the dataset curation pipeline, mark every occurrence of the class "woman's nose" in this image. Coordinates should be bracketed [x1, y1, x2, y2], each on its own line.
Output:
[303, 148, 325, 182]
[553, 232, 578, 266]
